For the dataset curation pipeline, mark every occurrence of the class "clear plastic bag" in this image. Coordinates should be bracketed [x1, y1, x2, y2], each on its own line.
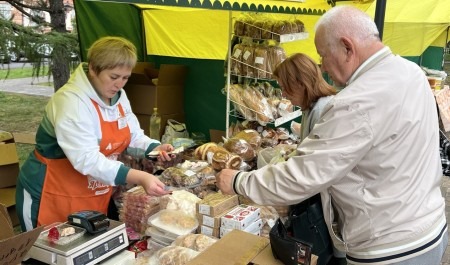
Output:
[257, 144, 297, 169]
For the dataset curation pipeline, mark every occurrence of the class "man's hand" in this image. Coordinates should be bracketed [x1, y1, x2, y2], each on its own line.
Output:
[215, 169, 239, 195]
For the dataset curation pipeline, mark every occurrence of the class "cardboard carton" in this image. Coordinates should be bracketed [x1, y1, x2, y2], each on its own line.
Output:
[0, 187, 19, 227]
[199, 225, 220, 238]
[0, 131, 20, 188]
[12, 132, 36, 144]
[187, 229, 269, 265]
[123, 62, 188, 116]
[209, 129, 226, 143]
[135, 113, 185, 139]
[0, 203, 43, 265]
[196, 193, 239, 217]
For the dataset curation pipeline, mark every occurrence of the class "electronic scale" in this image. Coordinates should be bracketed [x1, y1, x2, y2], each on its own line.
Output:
[27, 220, 129, 265]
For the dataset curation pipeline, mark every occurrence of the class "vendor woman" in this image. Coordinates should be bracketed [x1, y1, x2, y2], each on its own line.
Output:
[16, 36, 172, 231]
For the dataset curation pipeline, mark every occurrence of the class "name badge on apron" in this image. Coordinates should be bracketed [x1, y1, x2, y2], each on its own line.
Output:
[117, 117, 128, 130]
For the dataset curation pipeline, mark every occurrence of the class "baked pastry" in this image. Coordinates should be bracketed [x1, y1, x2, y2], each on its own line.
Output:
[234, 129, 262, 150]
[223, 138, 256, 161]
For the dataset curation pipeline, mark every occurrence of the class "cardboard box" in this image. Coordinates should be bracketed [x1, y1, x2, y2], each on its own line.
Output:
[0, 187, 19, 227]
[221, 204, 261, 230]
[123, 63, 188, 116]
[197, 210, 228, 228]
[209, 129, 226, 143]
[13, 132, 36, 144]
[199, 225, 220, 238]
[196, 193, 239, 217]
[0, 203, 43, 265]
[187, 229, 269, 265]
[135, 113, 185, 139]
[0, 131, 20, 189]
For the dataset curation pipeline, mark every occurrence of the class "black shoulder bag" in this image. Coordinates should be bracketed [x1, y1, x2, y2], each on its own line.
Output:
[288, 195, 334, 265]
[270, 218, 313, 265]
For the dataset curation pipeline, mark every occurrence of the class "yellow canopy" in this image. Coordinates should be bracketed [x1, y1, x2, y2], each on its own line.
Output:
[338, 0, 450, 56]
[142, 9, 325, 61]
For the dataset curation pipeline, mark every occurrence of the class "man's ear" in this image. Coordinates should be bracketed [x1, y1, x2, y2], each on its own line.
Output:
[340, 37, 354, 62]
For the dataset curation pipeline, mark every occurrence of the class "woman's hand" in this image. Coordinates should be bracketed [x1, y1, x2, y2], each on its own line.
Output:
[140, 173, 171, 196]
[126, 169, 171, 196]
[154, 144, 175, 161]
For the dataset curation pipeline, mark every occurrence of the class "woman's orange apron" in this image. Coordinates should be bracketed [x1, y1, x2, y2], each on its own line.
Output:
[36, 100, 131, 226]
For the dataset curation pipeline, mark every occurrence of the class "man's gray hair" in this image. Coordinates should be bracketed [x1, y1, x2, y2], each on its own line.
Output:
[315, 5, 380, 51]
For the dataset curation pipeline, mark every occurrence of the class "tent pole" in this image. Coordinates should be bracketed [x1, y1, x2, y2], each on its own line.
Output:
[374, 0, 387, 40]
[225, 10, 232, 139]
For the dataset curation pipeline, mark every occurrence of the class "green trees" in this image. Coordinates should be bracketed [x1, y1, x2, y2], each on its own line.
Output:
[0, 0, 80, 91]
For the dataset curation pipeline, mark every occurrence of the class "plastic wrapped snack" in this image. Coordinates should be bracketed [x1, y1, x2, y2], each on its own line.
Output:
[145, 246, 200, 265]
[160, 167, 200, 188]
[171, 234, 218, 252]
[159, 190, 201, 217]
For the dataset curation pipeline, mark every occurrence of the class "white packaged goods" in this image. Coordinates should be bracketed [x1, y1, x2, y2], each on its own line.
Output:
[220, 218, 263, 238]
[220, 204, 261, 230]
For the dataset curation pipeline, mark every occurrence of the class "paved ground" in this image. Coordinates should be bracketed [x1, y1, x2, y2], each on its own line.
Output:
[0, 77, 54, 97]
[3, 77, 450, 263]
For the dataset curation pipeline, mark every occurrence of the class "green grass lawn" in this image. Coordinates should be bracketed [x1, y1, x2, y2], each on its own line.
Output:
[0, 92, 49, 166]
[0, 66, 49, 79]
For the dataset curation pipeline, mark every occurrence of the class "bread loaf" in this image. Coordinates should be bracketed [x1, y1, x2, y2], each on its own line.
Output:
[234, 129, 262, 150]
[241, 45, 255, 78]
[261, 20, 273, 39]
[231, 43, 244, 76]
[223, 138, 256, 161]
[267, 45, 287, 79]
[254, 46, 269, 79]
[294, 19, 305, 33]
[272, 21, 290, 41]
[247, 20, 263, 39]
[234, 19, 246, 36]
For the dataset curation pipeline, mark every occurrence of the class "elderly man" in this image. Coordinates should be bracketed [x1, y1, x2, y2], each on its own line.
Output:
[216, 6, 447, 264]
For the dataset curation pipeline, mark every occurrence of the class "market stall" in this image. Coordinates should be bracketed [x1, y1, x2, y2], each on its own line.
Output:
[13, 1, 446, 264]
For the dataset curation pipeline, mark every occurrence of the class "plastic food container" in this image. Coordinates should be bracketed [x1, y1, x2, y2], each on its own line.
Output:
[145, 226, 177, 244]
[37, 222, 86, 245]
[148, 209, 198, 238]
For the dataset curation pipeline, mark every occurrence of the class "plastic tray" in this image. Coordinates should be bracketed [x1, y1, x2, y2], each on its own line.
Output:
[38, 223, 86, 245]
[146, 226, 177, 244]
[148, 209, 198, 238]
